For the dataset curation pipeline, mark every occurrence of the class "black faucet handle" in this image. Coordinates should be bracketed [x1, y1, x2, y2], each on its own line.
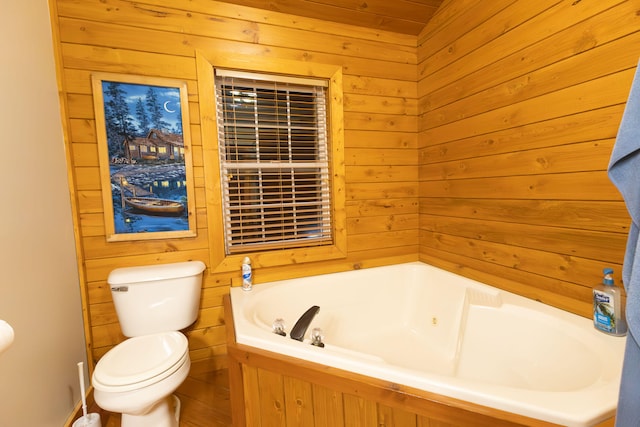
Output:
[290, 305, 320, 342]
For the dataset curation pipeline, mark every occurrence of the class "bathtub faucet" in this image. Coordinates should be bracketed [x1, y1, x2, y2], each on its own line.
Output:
[290, 305, 320, 342]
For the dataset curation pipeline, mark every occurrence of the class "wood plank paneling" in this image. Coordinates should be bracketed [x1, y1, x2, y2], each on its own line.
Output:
[283, 376, 315, 426]
[417, 0, 515, 61]
[422, 33, 640, 129]
[378, 404, 419, 426]
[419, 106, 624, 161]
[343, 394, 378, 426]
[50, 0, 640, 398]
[419, 198, 629, 234]
[57, 0, 417, 63]
[418, 0, 637, 317]
[421, 69, 635, 142]
[257, 368, 287, 426]
[420, 140, 615, 180]
[422, 0, 626, 89]
[312, 384, 345, 427]
[209, 0, 441, 36]
[50, 0, 419, 368]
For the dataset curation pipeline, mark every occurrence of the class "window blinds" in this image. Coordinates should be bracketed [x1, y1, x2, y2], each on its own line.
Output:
[214, 69, 332, 254]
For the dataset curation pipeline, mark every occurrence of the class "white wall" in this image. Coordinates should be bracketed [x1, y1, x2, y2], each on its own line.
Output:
[0, 1, 88, 426]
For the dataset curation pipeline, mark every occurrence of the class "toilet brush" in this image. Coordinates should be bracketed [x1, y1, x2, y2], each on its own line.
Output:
[72, 362, 102, 427]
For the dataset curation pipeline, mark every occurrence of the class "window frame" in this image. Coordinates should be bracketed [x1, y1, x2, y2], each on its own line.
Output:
[196, 51, 346, 274]
[215, 70, 332, 254]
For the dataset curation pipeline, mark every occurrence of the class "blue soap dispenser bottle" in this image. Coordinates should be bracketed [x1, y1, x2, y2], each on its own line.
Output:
[593, 268, 627, 336]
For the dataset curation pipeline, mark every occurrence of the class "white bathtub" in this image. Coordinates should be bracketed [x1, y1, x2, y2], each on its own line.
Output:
[230, 262, 626, 426]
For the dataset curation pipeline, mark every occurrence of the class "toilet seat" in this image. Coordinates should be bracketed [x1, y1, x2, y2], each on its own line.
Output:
[93, 331, 188, 393]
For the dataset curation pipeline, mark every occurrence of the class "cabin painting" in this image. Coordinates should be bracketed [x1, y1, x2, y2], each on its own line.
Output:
[90, 73, 197, 241]
[123, 129, 185, 163]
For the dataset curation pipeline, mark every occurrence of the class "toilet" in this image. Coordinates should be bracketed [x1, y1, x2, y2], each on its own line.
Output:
[92, 260, 206, 427]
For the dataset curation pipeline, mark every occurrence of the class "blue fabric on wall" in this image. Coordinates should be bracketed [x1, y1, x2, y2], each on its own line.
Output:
[608, 60, 640, 427]
[617, 332, 640, 427]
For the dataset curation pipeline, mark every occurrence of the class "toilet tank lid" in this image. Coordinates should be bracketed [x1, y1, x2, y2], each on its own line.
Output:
[108, 261, 206, 286]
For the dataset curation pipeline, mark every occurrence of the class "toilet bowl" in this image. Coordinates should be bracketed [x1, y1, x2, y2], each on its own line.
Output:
[91, 261, 206, 427]
[93, 332, 190, 427]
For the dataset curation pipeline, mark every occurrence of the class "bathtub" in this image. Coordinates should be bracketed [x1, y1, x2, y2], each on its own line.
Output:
[228, 262, 626, 427]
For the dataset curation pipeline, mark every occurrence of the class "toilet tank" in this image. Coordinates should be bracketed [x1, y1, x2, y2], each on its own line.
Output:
[108, 261, 206, 337]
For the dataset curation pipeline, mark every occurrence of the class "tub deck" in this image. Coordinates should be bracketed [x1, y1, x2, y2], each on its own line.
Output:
[225, 295, 615, 427]
[225, 262, 623, 427]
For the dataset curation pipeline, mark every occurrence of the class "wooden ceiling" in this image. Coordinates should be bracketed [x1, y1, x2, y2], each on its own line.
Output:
[216, 0, 445, 35]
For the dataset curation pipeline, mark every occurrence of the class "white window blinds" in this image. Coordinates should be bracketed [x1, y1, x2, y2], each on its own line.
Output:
[214, 69, 332, 254]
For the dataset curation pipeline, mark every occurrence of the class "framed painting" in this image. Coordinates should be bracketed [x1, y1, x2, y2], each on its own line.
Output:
[91, 73, 197, 242]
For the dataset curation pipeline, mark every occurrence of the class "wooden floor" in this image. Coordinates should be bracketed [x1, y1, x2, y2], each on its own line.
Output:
[85, 368, 233, 426]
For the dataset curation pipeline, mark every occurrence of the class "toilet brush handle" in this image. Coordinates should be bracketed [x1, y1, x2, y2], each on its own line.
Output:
[77, 362, 88, 417]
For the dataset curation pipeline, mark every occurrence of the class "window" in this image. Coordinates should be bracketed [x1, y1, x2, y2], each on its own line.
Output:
[197, 52, 345, 271]
[214, 70, 332, 254]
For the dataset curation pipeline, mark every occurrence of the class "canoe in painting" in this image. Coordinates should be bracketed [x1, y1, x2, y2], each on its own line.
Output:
[124, 197, 184, 215]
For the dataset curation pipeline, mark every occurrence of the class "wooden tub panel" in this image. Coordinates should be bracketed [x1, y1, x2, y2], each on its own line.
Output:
[312, 384, 345, 427]
[284, 376, 315, 426]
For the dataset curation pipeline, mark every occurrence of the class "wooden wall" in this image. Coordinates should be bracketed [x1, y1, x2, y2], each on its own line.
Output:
[49, 0, 419, 370]
[51, 0, 639, 373]
[418, 0, 639, 317]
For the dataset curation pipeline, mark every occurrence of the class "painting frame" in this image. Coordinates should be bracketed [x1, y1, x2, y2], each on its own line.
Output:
[91, 73, 197, 242]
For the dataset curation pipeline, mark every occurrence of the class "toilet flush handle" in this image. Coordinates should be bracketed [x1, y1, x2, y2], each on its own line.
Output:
[111, 286, 129, 292]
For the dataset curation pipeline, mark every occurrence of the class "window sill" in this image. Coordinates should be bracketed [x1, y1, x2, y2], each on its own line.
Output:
[209, 243, 347, 274]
